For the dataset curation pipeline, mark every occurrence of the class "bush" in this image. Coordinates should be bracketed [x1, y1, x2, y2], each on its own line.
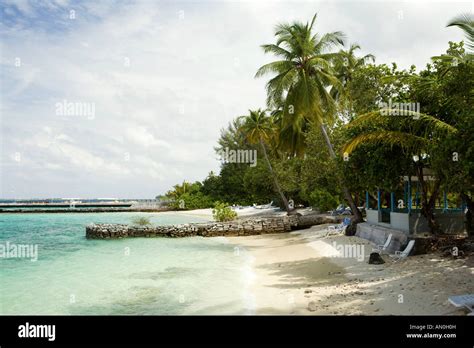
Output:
[168, 192, 215, 210]
[212, 202, 237, 222]
[309, 189, 339, 212]
[131, 216, 152, 226]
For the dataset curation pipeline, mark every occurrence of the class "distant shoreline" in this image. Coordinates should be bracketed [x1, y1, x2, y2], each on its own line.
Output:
[0, 208, 171, 214]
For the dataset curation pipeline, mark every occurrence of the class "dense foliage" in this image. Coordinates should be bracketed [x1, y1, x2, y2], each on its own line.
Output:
[160, 13, 473, 235]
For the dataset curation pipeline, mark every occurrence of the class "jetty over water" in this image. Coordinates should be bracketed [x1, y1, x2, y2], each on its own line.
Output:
[0, 203, 133, 208]
[0, 199, 168, 213]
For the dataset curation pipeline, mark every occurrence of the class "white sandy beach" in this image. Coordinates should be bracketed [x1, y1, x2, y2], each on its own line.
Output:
[162, 207, 287, 220]
[233, 225, 474, 315]
[161, 208, 473, 315]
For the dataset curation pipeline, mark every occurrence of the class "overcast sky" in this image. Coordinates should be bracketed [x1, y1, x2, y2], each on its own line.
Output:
[0, 0, 470, 199]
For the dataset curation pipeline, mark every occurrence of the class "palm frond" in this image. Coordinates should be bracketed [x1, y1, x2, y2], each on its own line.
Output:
[309, 13, 318, 31]
[347, 110, 458, 135]
[261, 44, 293, 59]
[255, 60, 294, 78]
[447, 13, 474, 52]
[314, 31, 346, 52]
[342, 131, 429, 155]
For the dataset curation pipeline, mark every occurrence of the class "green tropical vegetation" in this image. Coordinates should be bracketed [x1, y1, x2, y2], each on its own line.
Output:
[161, 13, 473, 235]
[212, 202, 238, 222]
[238, 109, 291, 212]
[131, 216, 152, 226]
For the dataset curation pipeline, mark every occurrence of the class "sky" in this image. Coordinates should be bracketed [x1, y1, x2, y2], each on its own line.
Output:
[0, 0, 470, 199]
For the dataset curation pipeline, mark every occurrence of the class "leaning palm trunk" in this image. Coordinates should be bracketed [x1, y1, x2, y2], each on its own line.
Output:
[259, 138, 291, 212]
[320, 124, 363, 222]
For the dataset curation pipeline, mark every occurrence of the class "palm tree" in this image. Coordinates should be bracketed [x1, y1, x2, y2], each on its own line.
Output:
[215, 118, 248, 154]
[331, 43, 375, 117]
[447, 13, 474, 53]
[166, 181, 192, 199]
[342, 110, 457, 233]
[239, 109, 291, 212]
[256, 14, 344, 123]
[270, 106, 308, 157]
[334, 44, 375, 85]
[256, 13, 363, 222]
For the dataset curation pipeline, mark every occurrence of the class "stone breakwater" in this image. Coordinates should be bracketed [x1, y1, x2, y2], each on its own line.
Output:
[86, 216, 300, 239]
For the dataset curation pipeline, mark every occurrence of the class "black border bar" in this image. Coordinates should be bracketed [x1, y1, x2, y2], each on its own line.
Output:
[0, 315, 472, 346]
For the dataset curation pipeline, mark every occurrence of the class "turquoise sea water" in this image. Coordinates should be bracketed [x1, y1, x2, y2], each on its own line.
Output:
[0, 213, 254, 315]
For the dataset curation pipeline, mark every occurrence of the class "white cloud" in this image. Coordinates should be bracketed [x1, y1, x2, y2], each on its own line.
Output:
[125, 126, 171, 148]
[0, 0, 468, 198]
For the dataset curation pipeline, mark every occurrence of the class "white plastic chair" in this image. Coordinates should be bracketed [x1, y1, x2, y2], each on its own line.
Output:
[372, 234, 393, 254]
[448, 294, 474, 315]
[326, 218, 350, 236]
[390, 240, 415, 262]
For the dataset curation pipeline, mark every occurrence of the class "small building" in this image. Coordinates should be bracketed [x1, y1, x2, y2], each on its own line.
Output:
[365, 169, 466, 235]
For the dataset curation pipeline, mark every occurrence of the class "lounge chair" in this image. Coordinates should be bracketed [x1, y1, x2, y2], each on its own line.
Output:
[390, 240, 415, 262]
[448, 294, 474, 315]
[372, 234, 393, 254]
[330, 204, 351, 216]
[326, 218, 351, 236]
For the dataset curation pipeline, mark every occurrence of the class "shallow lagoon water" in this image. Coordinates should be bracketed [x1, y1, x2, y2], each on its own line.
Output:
[0, 212, 254, 315]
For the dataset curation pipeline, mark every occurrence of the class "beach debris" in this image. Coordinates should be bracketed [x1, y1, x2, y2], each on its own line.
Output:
[368, 252, 385, 264]
[304, 289, 312, 294]
[331, 271, 342, 275]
